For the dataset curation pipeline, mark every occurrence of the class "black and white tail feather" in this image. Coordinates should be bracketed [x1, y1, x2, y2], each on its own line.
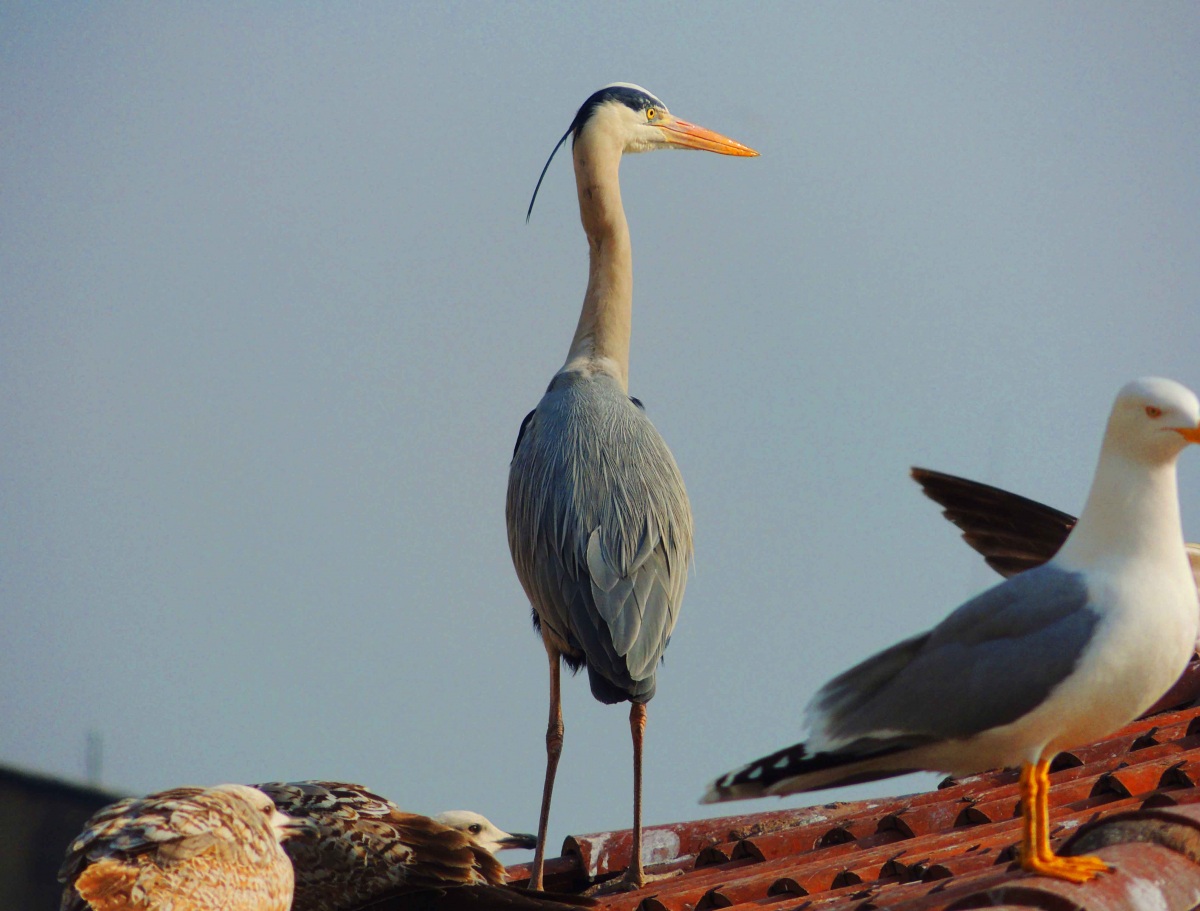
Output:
[702, 739, 929, 803]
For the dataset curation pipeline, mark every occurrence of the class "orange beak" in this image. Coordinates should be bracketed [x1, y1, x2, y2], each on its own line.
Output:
[1175, 424, 1200, 444]
[657, 117, 759, 156]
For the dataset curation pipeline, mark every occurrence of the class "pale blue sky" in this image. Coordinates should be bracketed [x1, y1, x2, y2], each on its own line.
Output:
[3, 3, 1199, 857]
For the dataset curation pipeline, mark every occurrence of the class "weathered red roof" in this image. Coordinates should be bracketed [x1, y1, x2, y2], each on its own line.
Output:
[506, 657, 1200, 911]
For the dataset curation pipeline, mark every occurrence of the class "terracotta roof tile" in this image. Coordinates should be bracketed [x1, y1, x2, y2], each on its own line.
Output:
[504, 656, 1200, 911]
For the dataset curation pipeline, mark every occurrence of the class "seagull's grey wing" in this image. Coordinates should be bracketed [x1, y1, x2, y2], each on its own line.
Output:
[811, 564, 1101, 748]
[910, 467, 1077, 578]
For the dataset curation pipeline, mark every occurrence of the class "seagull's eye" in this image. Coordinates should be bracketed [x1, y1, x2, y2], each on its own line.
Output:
[469, 824, 482, 834]
[646, 108, 656, 121]
[1146, 406, 1163, 419]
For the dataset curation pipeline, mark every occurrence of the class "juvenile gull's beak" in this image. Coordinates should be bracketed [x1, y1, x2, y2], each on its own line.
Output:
[273, 810, 317, 840]
[497, 829, 538, 850]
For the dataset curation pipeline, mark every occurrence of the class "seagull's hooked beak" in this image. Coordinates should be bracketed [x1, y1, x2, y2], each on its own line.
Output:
[1175, 424, 1200, 444]
[655, 115, 759, 157]
[496, 829, 538, 850]
[273, 810, 317, 841]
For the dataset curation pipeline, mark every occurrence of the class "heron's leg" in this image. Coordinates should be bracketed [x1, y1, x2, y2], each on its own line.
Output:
[623, 702, 647, 889]
[1018, 759, 1108, 882]
[529, 651, 563, 892]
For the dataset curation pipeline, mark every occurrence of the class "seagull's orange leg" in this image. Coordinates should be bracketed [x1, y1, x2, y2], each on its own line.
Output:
[1018, 759, 1109, 882]
[529, 652, 564, 892]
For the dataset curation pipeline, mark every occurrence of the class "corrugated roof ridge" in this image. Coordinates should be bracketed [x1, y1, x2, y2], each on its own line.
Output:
[509, 658, 1200, 910]
[591, 788, 1183, 911]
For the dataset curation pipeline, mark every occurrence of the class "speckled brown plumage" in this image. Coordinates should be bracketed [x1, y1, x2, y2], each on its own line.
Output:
[59, 784, 300, 911]
[255, 781, 593, 911]
[253, 781, 499, 911]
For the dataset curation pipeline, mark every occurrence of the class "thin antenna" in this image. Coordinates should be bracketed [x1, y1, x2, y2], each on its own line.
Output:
[86, 730, 103, 784]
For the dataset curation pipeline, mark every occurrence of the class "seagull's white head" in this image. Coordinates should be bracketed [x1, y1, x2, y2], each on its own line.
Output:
[1106, 377, 1200, 464]
[432, 810, 537, 854]
[213, 784, 311, 841]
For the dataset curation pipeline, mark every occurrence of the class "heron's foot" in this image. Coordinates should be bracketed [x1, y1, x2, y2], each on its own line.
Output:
[1021, 850, 1110, 883]
[587, 868, 682, 895]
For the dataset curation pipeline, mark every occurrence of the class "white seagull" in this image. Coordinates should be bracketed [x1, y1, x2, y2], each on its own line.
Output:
[703, 378, 1200, 883]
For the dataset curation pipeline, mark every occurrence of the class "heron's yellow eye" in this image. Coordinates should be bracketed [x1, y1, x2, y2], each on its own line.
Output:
[646, 108, 656, 121]
[1146, 405, 1163, 418]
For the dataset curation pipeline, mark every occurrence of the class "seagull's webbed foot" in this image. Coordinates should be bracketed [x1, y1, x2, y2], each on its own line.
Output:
[1016, 758, 1112, 884]
[1021, 851, 1111, 884]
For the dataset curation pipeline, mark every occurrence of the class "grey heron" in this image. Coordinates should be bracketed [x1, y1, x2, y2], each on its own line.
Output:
[507, 83, 757, 890]
[704, 378, 1200, 883]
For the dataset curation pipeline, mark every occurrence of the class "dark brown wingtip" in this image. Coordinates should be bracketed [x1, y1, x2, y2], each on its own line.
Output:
[910, 466, 1077, 578]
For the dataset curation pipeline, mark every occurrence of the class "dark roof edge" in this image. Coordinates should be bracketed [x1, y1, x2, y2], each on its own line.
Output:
[0, 761, 124, 804]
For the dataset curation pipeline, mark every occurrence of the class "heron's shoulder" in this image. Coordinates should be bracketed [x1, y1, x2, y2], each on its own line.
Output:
[534, 369, 650, 420]
[545, 367, 628, 398]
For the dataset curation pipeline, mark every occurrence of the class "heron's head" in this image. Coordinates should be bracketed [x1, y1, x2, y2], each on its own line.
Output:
[432, 810, 537, 854]
[568, 83, 758, 156]
[527, 82, 758, 220]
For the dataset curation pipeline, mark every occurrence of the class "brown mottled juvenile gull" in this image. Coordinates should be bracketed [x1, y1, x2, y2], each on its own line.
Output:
[256, 780, 591, 911]
[59, 783, 305, 911]
[704, 378, 1200, 884]
[432, 810, 536, 854]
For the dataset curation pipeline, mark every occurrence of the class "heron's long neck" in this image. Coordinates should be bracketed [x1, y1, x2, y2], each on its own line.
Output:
[1056, 448, 1184, 569]
[562, 133, 632, 392]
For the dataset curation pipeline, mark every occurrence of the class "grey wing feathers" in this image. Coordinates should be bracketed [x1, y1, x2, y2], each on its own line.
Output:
[706, 567, 1101, 804]
[910, 467, 1077, 578]
[507, 373, 693, 704]
[810, 564, 1100, 747]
